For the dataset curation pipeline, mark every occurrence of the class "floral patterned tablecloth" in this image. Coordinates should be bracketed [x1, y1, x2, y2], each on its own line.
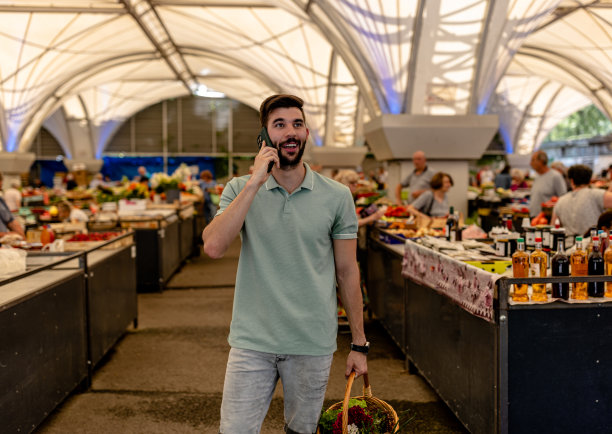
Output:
[401, 240, 497, 323]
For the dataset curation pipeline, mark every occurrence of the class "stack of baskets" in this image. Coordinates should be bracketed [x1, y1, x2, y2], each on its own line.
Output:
[318, 372, 398, 434]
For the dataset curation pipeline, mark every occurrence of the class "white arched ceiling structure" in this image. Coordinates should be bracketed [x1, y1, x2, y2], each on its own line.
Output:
[0, 0, 611, 161]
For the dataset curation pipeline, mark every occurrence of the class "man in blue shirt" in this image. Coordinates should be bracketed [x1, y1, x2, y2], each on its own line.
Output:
[203, 95, 367, 433]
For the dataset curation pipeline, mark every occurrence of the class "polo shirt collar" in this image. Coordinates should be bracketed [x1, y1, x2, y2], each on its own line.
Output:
[265, 162, 315, 191]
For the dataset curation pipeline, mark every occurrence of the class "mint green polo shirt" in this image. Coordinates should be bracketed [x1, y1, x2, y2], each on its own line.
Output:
[216, 163, 358, 355]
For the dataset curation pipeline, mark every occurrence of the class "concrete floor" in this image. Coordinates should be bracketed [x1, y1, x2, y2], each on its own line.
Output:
[35, 240, 467, 434]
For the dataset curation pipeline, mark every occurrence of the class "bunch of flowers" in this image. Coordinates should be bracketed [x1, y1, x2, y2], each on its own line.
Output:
[318, 399, 396, 434]
[96, 182, 149, 202]
[150, 164, 193, 193]
[150, 172, 180, 192]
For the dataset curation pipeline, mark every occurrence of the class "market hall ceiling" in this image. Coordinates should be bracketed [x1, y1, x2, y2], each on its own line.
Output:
[0, 0, 610, 160]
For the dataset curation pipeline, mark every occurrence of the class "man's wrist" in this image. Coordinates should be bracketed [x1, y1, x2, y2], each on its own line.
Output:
[350, 341, 370, 355]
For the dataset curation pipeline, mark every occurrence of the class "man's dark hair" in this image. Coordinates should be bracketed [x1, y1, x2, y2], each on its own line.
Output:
[597, 210, 612, 231]
[259, 94, 305, 128]
[567, 164, 592, 187]
[430, 172, 454, 190]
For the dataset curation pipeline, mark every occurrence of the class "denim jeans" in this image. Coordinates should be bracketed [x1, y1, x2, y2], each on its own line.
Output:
[219, 347, 333, 434]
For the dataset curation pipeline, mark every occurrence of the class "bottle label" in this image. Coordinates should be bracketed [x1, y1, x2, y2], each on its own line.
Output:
[530, 263, 540, 277]
[450, 231, 456, 242]
[526, 232, 535, 245]
[496, 241, 505, 256]
[542, 232, 551, 247]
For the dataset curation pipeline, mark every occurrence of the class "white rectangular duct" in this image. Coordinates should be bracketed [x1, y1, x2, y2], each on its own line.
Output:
[364, 114, 499, 160]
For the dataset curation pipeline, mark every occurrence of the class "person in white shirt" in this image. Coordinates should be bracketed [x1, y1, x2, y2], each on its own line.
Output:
[58, 201, 89, 223]
[4, 180, 22, 212]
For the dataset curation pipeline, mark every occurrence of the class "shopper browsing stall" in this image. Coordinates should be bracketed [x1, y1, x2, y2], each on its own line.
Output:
[551, 164, 612, 237]
[334, 169, 386, 226]
[202, 94, 367, 434]
[528, 150, 567, 217]
[0, 173, 24, 238]
[406, 172, 453, 218]
[57, 201, 89, 223]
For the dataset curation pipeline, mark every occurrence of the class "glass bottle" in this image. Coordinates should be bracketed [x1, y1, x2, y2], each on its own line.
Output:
[588, 236, 605, 297]
[453, 210, 462, 241]
[571, 236, 589, 300]
[551, 237, 570, 299]
[530, 237, 548, 301]
[600, 231, 609, 254]
[40, 225, 51, 245]
[605, 240, 612, 298]
[446, 206, 456, 242]
[512, 238, 529, 302]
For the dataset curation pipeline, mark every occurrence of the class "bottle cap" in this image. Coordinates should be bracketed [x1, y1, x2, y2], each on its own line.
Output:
[535, 237, 542, 242]
[517, 238, 524, 243]
[593, 236, 600, 241]
[576, 236, 583, 241]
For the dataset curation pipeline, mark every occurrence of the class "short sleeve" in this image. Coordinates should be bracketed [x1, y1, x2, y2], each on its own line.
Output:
[215, 178, 241, 217]
[555, 173, 568, 196]
[0, 198, 14, 226]
[411, 190, 432, 213]
[400, 174, 412, 188]
[332, 188, 358, 240]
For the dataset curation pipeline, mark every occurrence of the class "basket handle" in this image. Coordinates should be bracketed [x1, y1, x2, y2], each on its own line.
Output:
[341, 372, 372, 433]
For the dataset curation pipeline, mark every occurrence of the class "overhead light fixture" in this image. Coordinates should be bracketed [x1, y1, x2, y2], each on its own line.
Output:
[191, 84, 225, 98]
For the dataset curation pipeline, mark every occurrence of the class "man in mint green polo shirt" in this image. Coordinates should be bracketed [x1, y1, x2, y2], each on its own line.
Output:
[203, 94, 368, 433]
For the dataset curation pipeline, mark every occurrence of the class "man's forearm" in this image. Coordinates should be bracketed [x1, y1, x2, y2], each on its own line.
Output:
[202, 182, 259, 258]
[8, 220, 24, 238]
[337, 264, 366, 345]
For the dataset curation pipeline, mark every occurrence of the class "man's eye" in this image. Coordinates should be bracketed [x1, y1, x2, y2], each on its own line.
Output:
[274, 123, 284, 128]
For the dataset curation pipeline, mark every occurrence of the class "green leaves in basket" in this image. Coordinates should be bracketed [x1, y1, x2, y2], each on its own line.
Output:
[318, 407, 340, 433]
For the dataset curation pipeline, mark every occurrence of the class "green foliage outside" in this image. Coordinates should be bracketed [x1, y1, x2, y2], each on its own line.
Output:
[544, 104, 612, 142]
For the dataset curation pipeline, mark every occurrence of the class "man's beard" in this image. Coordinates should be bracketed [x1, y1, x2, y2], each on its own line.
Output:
[277, 139, 306, 170]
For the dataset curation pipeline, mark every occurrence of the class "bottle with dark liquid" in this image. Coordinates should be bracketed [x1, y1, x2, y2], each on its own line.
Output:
[551, 236, 570, 299]
[446, 206, 457, 242]
[588, 236, 605, 297]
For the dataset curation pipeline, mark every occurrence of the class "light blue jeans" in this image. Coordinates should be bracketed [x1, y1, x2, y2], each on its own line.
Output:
[219, 347, 334, 434]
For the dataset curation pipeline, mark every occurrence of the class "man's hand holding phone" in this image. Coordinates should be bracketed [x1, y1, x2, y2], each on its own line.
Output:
[251, 139, 279, 185]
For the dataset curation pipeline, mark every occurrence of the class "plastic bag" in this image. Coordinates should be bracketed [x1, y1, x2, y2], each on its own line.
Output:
[0, 248, 27, 276]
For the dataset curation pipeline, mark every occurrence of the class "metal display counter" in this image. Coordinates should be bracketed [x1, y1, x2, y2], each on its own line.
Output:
[0, 232, 137, 433]
[367, 227, 612, 434]
[120, 209, 181, 292]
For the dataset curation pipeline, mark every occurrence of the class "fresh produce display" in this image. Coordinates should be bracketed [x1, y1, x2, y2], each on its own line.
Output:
[67, 232, 120, 242]
[384, 205, 411, 218]
[531, 211, 549, 226]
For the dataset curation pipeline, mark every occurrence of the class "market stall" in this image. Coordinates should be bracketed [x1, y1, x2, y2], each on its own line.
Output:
[367, 226, 612, 434]
[119, 209, 181, 292]
[0, 232, 137, 433]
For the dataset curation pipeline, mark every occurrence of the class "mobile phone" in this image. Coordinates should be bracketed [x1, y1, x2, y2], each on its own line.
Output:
[257, 127, 276, 173]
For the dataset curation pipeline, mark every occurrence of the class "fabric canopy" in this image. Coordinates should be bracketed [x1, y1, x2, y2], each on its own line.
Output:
[0, 0, 609, 159]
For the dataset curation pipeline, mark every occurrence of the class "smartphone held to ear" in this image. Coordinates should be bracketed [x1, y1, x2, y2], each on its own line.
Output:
[257, 127, 276, 173]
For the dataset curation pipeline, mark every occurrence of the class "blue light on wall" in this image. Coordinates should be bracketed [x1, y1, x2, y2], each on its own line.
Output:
[498, 125, 513, 154]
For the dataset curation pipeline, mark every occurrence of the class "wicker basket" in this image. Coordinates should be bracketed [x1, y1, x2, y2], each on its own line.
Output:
[318, 372, 398, 434]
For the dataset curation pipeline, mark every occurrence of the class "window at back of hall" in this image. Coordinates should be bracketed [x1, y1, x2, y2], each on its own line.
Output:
[545, 104, 612, 143]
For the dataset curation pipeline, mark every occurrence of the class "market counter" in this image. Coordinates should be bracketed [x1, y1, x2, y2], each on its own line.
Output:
[120, 209, 181, 292]
[367, 227, 612, 434]
[0, 233, 137, 433]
